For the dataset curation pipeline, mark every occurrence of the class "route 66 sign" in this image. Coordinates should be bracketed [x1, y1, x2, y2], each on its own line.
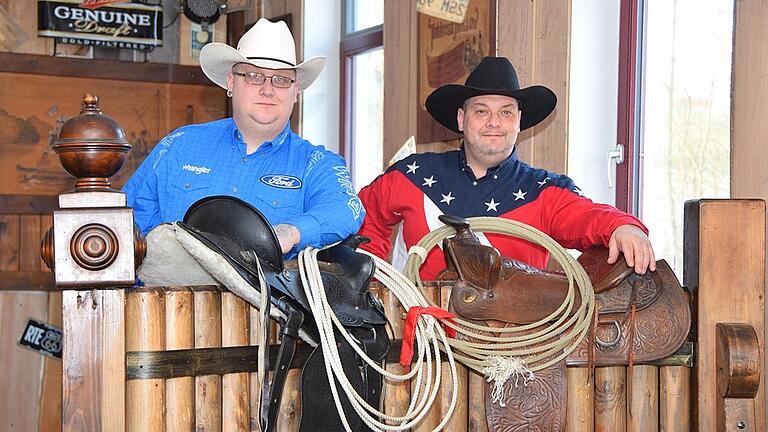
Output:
[19, 319, 62, 359]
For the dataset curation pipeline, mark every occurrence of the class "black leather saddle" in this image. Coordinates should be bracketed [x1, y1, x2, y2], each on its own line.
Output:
[177, 196, 389, 432]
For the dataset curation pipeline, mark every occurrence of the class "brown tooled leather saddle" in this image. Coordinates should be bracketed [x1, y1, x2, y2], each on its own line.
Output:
[438, 215, 691, 431]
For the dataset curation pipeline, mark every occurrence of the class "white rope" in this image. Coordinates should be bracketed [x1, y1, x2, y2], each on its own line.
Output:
[401, 217, 596, 402]
[297, 247, 459, 432]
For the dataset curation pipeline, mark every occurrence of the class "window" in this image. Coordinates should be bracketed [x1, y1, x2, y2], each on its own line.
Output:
[341, 0, 384, 191]
[618, 0, 733, 275]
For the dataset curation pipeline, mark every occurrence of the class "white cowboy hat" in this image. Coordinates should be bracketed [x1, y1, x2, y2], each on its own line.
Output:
[199, 18, 325, 91]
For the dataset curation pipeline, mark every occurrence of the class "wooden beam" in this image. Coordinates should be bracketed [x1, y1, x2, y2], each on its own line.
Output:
[731, 5, 768, 426]
[0, 52, 216, 86]
[0, 271, 54, 291]
[383, 0, 417, 165]
[0, 195, 58, 215]
[685, 199, 766, 431]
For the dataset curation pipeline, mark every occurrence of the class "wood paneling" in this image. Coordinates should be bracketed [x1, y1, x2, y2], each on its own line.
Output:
[0, 214, 19, 271]
[0, 2, 54, 55]
[0, 195, 58, 215]
[498, 0, 571, 173]
[0, 291, 49, 432]
[38, 292, 62, 432]
[731, 5, 768, 427]
[0, 72, 226, 195]
[383, 0, 418, 165]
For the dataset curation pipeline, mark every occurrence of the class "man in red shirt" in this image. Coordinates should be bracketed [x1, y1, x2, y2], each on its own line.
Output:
[358, 57, 654, 280]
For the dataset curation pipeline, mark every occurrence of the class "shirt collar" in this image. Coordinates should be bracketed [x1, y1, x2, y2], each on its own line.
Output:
[458, 143, 519, 179]
[231, 121, 292, 152]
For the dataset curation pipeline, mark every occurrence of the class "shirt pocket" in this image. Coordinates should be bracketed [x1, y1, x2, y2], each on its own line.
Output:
[247, 189, 304, 219]
[167, 181, 213, 220]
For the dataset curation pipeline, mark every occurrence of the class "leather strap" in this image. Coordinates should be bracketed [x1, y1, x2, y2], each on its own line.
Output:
[258, 280, 272, 430]
[262, 299, 304, 432]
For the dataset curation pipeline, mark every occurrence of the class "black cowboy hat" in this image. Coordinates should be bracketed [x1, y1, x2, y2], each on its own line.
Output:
[425, 56, 557, 133]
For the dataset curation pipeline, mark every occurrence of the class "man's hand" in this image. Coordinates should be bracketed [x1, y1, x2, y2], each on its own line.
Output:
[274, 224, 301, 254]
[607, 225, 656, 274]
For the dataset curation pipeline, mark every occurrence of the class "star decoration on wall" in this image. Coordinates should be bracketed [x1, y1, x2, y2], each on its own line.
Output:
[422, 176, 436, 187]
[513, 189, 527, 201]
[406, 162, 420, 174]
[440, 192, 455, 205]
[537, 177, 550, 187]
[485, 198, 500, 212]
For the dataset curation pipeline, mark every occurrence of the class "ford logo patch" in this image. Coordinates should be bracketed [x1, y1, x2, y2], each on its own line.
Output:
[260, 174, 302, 189]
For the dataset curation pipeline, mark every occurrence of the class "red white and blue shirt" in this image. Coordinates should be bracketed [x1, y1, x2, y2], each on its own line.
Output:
[358, 147, 646, 280]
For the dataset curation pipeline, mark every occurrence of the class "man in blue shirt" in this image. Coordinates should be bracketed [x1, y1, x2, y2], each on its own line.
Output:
[123, 18, 364, 256]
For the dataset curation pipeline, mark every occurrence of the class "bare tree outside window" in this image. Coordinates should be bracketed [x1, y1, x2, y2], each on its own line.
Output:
[641, 0, 732, 277]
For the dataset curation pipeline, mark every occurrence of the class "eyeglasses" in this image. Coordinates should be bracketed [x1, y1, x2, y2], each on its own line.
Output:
[232, 71, 296, 89]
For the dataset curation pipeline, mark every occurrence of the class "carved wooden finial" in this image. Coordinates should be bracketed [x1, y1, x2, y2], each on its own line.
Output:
[53, 93, 131, 191]
[81, 93, 101, 114]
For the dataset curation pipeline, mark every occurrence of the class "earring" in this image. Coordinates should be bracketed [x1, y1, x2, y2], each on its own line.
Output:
[226, 89, 233, 97]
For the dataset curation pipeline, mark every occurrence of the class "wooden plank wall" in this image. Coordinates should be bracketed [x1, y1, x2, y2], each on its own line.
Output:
[0, 207, 59, 432]
[498, 0, 571, 173]
[730, 0, 768, 424]
[262, 0, 305, 135]
[383, 1, 571, 171]
[383, 0, 419, 162]
[0, 72, 226, 195]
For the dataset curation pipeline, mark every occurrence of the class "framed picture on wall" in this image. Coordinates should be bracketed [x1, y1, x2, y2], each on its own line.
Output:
[417, 0, 496, 144]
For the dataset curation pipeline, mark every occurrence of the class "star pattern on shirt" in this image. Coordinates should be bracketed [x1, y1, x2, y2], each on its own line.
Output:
[537, 177, 550, 187]
[422, 176, 436, 187]
[573, 187, 585, 197]
[406, 162, 420, 174]
[513, 189, 527, 201]
[485, 199, 500, 212]
[441, 192, 455, 205]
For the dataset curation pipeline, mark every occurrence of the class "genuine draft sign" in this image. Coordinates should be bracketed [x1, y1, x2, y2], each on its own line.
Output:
[38, 0, 163, 49]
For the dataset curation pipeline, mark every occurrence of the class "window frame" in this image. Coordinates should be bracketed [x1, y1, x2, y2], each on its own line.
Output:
[614, 0, 645, 215]
[339, 24, 383, 166]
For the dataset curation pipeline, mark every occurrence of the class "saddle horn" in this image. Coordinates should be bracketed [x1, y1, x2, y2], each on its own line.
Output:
[438, 214, 502, 290]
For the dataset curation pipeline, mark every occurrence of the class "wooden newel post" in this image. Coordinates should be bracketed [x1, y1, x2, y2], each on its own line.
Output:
[40, 94, 146, 432]
[685, 199, 766, 432]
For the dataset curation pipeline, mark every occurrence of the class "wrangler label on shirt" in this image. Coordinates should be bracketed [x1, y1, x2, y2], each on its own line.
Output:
[260, 174, 302, 189]
[182, 164, 212, 174]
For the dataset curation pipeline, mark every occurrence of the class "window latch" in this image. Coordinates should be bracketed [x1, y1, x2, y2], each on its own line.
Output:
[607, 143, 625, 189]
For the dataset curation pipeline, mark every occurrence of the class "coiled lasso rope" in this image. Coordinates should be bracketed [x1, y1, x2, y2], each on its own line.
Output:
[402, 217, 596, 405]
[297, 247, 459, 432]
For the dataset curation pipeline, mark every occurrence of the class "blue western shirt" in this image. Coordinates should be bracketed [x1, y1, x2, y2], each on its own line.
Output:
[123, 118, 365, 257]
